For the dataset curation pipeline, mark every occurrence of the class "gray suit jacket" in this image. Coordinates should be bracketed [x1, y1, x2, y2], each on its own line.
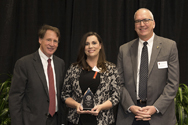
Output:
[9, 51, 66, 125]
[116, 35, 179, 125]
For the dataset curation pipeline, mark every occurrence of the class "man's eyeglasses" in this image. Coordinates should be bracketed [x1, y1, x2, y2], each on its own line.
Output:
[135, 19, 153, 24]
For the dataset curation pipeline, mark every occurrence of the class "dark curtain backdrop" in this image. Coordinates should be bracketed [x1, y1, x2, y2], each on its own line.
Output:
[0, 0, 188, 85]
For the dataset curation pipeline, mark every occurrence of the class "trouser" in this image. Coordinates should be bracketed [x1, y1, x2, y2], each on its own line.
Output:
[46, 112, 58, 125]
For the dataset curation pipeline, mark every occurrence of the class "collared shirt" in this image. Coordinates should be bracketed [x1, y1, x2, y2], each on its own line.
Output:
[38, 48, 58, 112]
[128, 33, 159, 113]
[136, 33, 154, 100]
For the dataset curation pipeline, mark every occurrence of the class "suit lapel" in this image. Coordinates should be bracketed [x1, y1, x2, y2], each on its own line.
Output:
[148, 35, 162, 76]
[53, 56, 60, 98]
[130, 39, 139, 86]
[33, 51, 49, 97]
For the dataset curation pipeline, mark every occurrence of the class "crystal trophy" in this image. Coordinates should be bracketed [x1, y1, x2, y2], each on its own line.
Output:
[82, 88, 94, 110]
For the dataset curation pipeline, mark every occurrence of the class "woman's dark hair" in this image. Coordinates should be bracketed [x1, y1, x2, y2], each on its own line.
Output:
[74, 32, 107, 72]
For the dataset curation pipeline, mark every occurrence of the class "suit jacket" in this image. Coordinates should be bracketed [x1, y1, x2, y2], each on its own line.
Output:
[116, 35, 179, 125]
[9, 51, 66, 125]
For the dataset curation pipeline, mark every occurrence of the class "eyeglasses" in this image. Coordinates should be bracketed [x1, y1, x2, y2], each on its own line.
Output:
[135, 19, 153, 24]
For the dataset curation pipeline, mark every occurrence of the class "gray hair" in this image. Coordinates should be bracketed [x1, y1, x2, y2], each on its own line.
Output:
[134, 8, 154, 20]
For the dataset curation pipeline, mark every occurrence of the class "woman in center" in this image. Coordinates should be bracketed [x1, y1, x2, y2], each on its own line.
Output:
[61, 32, 120, 125]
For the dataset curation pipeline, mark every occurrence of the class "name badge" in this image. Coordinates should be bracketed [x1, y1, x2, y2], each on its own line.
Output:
[157, 61, 168, 69]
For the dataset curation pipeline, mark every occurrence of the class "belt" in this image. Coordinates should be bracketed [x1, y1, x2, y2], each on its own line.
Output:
[137, 99, 147, 105]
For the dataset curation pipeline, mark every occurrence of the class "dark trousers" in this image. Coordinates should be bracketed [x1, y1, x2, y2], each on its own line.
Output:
[68, 122, 78, 125]
[68, 121, 114, 125]
[46, 112, 58, 125]
[132, 100, 150, 125]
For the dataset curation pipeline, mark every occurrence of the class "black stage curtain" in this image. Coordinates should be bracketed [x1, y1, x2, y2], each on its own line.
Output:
[0, 0, 188, 85]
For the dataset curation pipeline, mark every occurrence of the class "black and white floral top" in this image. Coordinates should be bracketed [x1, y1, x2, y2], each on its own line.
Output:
[61, 62, 121, 125]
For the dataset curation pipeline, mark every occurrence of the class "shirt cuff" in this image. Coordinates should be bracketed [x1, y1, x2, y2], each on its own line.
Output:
[127, 105, 133, 113]
[154, 106, 159, 113]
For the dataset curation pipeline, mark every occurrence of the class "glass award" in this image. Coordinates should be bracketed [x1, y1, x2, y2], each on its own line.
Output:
[82, 88, 94, 110]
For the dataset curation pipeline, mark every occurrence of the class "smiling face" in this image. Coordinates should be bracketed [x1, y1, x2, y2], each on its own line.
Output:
[84, 35, 101, 59]
[39, 30, 59, 57]
[134, 9, 155, 41]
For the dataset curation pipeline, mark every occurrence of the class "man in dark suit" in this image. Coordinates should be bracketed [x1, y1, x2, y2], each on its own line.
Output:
[9, 25, 66, 125]
[116, 8, 179, 125]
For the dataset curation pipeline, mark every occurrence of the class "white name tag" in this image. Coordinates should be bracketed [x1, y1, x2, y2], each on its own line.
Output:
[157, 61, 168, 69]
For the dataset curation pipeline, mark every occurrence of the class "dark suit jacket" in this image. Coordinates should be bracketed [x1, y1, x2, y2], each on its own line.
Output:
[9, 51, 66, 125]
[116, 35, 179, 125]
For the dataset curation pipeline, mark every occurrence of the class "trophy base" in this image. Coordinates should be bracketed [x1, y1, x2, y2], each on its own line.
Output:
[83, 108, 92, 110]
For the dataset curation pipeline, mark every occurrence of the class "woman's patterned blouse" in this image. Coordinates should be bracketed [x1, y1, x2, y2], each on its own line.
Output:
[61, 62, 121, 125]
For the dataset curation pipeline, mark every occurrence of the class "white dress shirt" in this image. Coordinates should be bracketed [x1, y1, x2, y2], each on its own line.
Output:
[128, 33, 159, 113]
[38, 48, 58, 112]
[136, 33, 154, 100]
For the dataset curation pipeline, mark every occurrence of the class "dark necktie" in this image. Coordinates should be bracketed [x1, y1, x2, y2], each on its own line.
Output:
[47, 59, 56, 116]
[139, 42, 148, 101]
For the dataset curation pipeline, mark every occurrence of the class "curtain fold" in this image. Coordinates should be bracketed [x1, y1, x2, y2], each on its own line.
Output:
[0, 0, 187, 84]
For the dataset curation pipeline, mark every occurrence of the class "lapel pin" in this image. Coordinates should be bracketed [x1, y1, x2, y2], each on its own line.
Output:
[157, 46, 159, 49]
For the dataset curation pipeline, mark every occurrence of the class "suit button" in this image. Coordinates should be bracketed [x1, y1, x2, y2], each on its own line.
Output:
[47, 100, 49, 102]
[45, 113, 50, 118]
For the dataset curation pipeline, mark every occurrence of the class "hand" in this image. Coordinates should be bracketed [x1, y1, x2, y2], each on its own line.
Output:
[76, 103, 89, 114]
[130, 105, 150, 121]
[140, 106, 156, 116]
[129, 105, 142, 116]
[135, 106, 156, 121]
[89, 105, 102, 116]
[135, 109, 151, 121]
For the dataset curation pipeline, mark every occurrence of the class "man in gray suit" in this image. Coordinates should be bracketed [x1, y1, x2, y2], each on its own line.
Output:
[116, 8, 179, 125]
[9, 25, 66, 125]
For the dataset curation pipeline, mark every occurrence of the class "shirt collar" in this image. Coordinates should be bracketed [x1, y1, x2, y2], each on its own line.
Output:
[139, 33, 155, 46]
[38, 48, 53, 61]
